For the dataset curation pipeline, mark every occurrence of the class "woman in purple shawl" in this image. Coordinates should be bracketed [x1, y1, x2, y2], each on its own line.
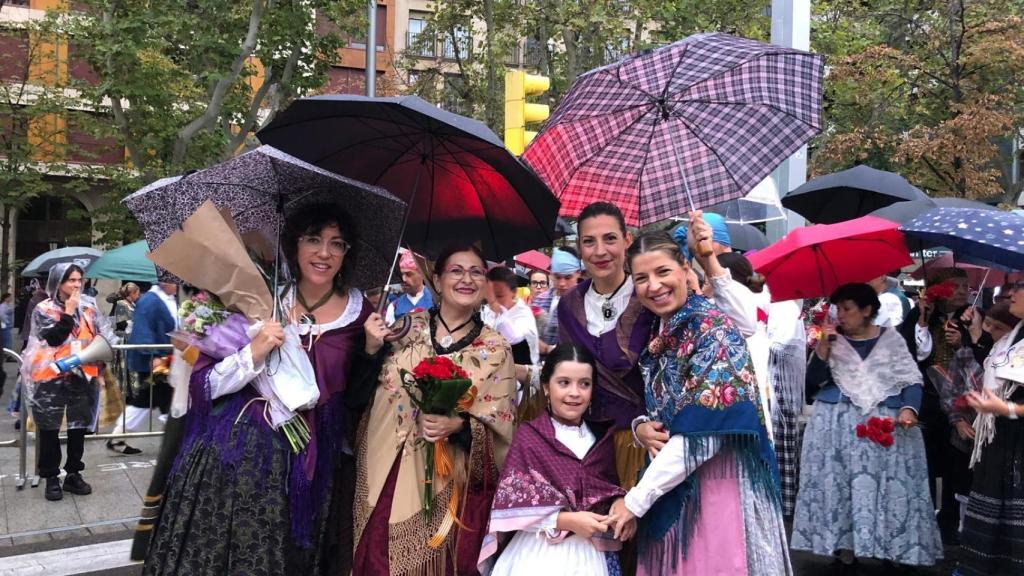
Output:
[479, 344, 634, 576]
[143, 204, 378, 576]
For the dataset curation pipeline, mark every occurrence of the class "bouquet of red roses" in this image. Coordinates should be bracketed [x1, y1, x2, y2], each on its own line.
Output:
[400, 356, 476, 519]
[856, 416, 896, 448]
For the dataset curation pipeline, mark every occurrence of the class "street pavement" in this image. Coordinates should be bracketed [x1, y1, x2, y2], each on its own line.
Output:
[0, 365, 962, 575]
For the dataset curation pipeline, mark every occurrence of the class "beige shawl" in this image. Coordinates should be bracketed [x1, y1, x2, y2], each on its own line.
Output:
[355, 310, 516, 574]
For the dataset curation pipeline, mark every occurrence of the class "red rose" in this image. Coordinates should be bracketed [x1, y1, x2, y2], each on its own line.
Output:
[877, 433, 894, 448]
[877, 418, 895, 434]
[925, 281, 955, 302]
[855, 424, 868, 438]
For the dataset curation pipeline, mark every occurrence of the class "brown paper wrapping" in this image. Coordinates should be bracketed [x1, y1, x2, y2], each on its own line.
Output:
[147, 200, 274, 320]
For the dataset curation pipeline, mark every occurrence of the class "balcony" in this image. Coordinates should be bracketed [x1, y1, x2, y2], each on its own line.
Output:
[406, 31, 435, 58]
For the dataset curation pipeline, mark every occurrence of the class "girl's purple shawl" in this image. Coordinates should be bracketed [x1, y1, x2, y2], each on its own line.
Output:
[479, 412, 625, 566]
[557, 280, 655, 428]
[174, 300, 372, 547]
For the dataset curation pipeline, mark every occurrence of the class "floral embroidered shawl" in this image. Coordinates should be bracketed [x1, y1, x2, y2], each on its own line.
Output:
[637, 294, 779, 554]
[358, 307, 520, 569]
[478, 412, 625, 569]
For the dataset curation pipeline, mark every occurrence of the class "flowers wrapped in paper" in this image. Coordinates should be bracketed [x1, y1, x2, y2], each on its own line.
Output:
[149, 200, 318, 453]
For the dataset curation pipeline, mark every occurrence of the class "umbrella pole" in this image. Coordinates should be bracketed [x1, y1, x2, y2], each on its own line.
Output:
[273, 195, 284, 321]
[972, 268, 990, 308]
[377, 159, 425, 316]
[671, 143, 714, 258]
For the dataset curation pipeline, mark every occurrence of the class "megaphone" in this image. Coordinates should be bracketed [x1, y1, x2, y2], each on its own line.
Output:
[48, 335, 114, 376]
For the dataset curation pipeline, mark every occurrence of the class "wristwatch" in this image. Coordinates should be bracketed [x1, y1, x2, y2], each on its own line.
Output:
[1009, 403, 1019, 420]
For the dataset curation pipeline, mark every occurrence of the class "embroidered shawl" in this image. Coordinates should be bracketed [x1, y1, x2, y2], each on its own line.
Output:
[557, 280, 655, 427]
[359, 309, 517, 523]
[637, 294, 779, 555]
[972, 321, 1024, 467]
[478, 412, 625, 568]
[828, 327, 922, 415]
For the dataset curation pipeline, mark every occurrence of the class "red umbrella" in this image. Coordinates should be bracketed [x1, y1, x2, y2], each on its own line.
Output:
[910, 252, 1005, 288]
[748, 215, 913, 302]
[514, 250, 551, 272]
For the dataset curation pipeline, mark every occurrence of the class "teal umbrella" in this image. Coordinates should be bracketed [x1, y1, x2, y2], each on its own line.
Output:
[85, 241, 157, 282]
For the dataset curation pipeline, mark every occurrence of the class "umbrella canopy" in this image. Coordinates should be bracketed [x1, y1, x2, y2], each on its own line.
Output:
[748, 215, 913, 302]
[909, 252, 1006, 287]
[708, 177, 785, 224]
[22, 246, 103, 277]
[257, 94, 560, 261]
[514, 250, 551, 273]
[124, 146, 408, 290]
[900, 208, 1024, 271]
[522, 32, 823, 227]
[726, 222, 769, 252]
[781, 165, 930, 224]
[84, 241, 158, 282]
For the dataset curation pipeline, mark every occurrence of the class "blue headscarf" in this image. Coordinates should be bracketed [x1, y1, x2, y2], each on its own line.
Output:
[702, 213, 731, 248]
[550, 249, 581, 274]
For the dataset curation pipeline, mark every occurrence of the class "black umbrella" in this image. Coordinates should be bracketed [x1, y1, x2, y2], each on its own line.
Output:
[257, 94, 560, 262]
[726, 222, 769, 252]
[781, 165, 930, 224]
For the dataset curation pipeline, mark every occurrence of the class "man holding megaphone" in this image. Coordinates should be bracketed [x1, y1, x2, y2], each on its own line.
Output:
[22, 263, 118, 502]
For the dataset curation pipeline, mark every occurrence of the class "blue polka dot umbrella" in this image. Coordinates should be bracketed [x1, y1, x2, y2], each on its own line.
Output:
[899, 207, 1024, 270]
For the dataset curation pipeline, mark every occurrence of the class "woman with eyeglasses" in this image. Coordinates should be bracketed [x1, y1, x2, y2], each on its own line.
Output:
[527, 270, 549, 303]
[354, 244, 517, 576]
[957, 280, 1024, 576]
[143, 203, 378, 576]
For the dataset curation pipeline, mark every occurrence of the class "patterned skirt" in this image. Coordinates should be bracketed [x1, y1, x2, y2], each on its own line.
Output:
[790, 402, 943, 565]
[142, 403, 341, 576]
[957, 389, 1024, 576]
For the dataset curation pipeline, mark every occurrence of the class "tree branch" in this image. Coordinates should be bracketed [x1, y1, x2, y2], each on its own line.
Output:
[171, 0, 267, 168]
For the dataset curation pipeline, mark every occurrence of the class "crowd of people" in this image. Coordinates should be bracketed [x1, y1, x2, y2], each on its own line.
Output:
[12, 197, 1024, 576]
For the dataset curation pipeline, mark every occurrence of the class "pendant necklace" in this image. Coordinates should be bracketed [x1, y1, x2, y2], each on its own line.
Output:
[295, 286, 335, 326]
[436, 310, 474, 348]
[596, 275, 628, 321]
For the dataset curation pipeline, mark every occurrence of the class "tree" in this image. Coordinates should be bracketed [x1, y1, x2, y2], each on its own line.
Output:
[810, 0, 1024, 201]
[44, 0, 365, 244]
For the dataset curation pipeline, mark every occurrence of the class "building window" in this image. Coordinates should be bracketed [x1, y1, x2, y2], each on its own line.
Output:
[407, 14, 434, 58]
[442, 74, 468, 115]
[442, 25, 470, 60]
[348, 5, 387, 52]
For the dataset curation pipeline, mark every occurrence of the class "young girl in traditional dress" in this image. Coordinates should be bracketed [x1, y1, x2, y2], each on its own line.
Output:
[479, 344, 634, 575]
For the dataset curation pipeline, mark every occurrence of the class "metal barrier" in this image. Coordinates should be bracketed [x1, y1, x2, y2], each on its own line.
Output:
[1, 343, 174, 490]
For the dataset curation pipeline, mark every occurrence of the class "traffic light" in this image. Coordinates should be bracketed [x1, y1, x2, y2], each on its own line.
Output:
[504, 70, 550, 156]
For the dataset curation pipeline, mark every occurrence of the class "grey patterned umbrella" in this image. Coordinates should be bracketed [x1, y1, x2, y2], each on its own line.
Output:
[522, 32, 824, 226]
[22, 246, 103, 277]
[123, 146, 408, 290]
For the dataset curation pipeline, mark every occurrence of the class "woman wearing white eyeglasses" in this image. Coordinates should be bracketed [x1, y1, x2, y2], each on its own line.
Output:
[957, 280, 1024, 576]
[354, 244, 517, 576]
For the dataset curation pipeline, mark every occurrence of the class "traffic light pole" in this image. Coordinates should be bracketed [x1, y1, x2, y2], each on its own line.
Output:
[768, 0, 810, 239]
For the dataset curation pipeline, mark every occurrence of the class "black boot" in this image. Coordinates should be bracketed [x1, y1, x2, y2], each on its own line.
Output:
[44, 477, 63, 501]
[63, 473, 92, 495]
[106, 440, 142, 455]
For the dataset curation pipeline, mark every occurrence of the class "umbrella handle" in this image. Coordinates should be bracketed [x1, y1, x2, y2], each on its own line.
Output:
[384, 315, 412, 342]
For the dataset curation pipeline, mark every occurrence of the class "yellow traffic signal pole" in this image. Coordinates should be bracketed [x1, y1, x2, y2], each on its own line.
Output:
[504, 70, 550, 155]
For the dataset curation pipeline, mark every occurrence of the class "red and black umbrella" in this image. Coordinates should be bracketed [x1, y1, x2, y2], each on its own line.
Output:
[748, 215, 913, 302]
[258, 94, 560, 262]
[522, 33, 823, 226]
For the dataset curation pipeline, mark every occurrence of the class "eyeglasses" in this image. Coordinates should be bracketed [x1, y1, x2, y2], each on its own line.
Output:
[299, 235, 350, 256]
[530, 280, 548, 287]
[445, 266, 487, 282]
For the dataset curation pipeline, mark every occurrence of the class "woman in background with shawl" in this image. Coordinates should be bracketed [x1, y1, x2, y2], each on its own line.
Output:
[353, 244, 517, 576]
[143, 203, 375, 575]
[479, 344, 632, 575]
[957, 280, 1024, 576]
[607, 231, 789, 576]
[791, 283, 942, 574]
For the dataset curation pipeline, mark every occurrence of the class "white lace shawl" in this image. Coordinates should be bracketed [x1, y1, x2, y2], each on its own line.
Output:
[971, 322, 1024, 467]
[828, 327, 923, 415]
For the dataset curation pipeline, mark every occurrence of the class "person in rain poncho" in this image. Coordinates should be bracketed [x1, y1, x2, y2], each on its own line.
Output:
[23, 263, 118, 501]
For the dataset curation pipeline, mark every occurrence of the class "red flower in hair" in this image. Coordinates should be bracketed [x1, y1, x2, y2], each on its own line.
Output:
[925, 281, 955, 302]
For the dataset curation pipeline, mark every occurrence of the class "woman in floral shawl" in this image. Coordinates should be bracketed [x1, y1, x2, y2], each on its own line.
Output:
[479, 344, 631, 576]
[607, 231, 790, 575]
[354, 245, 517, 576]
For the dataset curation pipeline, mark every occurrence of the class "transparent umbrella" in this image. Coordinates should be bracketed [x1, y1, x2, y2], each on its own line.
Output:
[708, 177, 784, 224]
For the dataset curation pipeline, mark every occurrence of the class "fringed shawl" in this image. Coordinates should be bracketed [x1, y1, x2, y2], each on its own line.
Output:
[557, 280, 655, 427]
[478, 413, 625, 568]
[637, 295, 779, 558]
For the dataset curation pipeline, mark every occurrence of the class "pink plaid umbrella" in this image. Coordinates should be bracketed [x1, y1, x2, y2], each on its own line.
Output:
[523, 33, 824, 226]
